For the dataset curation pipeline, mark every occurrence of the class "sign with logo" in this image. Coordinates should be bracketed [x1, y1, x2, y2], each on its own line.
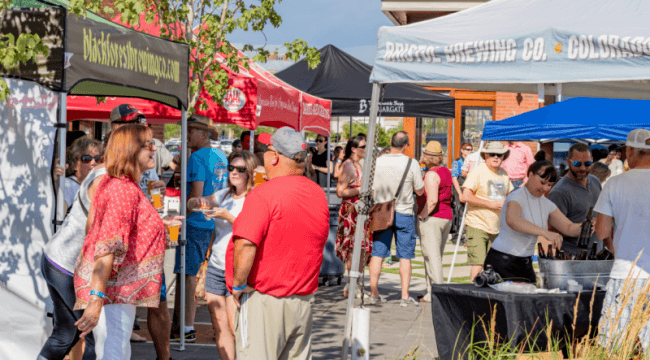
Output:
[223, 87, 247, 112]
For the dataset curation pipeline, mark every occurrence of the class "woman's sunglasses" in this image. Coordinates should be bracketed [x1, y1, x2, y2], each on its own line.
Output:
[80, 155, 101, 163]
[228, 165, 247, 173]
[571, 160, 593, 167]
[316, 139, 326, 143]
[486, 153, 504, 158]
[142, 141, 155, 151]
[462, 148, 473, 151]
[356, 145, 366, 149]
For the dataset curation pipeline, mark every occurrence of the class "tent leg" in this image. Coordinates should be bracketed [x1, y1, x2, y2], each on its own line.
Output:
[538, 84, 545, 107]
[179, 110, 188, 351]
[341, 82, 382, 360]
[556, 83, 562, 103]
[56, 93, 67, 233]
[350, 116, 353, 139]
[447, 140, 484, 283]
[250, 130, 254, 152]
[327, 139, 331, 203]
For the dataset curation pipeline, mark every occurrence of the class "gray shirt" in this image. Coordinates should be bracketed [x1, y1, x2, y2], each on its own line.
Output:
[547, 174, 602, 246]
[153, 138, 174, 177]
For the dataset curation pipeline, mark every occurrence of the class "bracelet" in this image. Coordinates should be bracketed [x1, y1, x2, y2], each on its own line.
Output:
[233, 284, 248, 291]
[90, 290, 105, 299]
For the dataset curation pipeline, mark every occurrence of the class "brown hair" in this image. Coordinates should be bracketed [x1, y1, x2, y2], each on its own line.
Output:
[222, 151, 258, 202]
[65, 136, 102, 177]
[460, 142, 473, 150]
[421, 152, 443, 168]
[105, 124, 152, 182]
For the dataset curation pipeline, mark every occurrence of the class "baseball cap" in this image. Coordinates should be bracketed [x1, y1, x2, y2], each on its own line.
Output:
[626, 129, 650, 150]
[258, 127, 307, 159]
[110, 104, 146, 124]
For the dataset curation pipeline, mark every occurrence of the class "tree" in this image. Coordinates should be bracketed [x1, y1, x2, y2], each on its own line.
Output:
[340, 123, 399, 148]
[1, 0, 320, 111]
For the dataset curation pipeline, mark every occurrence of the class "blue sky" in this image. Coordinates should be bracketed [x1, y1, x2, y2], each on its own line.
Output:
[226, 0, 393, 65]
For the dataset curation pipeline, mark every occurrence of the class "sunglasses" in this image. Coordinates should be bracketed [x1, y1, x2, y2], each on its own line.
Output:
[356, 145, 366, 149]
[571, 160, 593, 167]
[80, 155, 101, 163]
[486, 153, 504, 158]
[316, 139, 326, 143]
[228, 165, 247, 173]
[142, 141, 155, 151]
[462, 148, 473, 151]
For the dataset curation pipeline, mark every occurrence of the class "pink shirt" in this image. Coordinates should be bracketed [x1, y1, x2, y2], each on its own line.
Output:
[501, 142, 535, 180]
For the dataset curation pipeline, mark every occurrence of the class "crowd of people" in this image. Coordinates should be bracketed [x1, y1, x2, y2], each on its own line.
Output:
[39, 101, 650, 359]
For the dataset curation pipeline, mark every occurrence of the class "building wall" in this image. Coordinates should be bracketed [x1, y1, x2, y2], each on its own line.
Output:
[150, 123, 166, 142]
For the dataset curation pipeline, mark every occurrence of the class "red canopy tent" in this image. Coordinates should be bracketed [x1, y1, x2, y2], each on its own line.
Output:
[66, 14, 332, 135]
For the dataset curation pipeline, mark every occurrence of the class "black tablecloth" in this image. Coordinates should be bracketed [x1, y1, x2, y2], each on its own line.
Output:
[430, 284, 606, 360]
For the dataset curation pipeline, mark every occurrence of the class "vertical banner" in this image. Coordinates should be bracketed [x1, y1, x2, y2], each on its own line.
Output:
[0, 78, 58, 360]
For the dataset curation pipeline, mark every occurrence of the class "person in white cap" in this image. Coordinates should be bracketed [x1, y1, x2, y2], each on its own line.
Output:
[595, 128, 650, 353]
[225, 127, 329, 360]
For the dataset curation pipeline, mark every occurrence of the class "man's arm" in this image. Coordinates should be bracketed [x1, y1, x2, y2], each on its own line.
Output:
[412, 161, 425, 197]
[232, 238, 257, 307]
[463, 188, 503, 210]
[596, 213, 614, 251]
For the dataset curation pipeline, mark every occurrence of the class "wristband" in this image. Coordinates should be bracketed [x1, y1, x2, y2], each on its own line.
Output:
[90, 290, 105, 298]
[233, 284, 248, 291]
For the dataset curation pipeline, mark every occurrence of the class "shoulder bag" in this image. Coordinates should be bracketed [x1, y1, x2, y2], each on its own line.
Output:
[195, 230, 217, 301]
[369, 158, 412, 232]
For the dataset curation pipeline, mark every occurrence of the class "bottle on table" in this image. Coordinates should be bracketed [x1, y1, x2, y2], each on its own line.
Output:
[588, 243, 598, 260]
[597, 247, 614, 260]
[547, 244, 554, 260]
[538, 243, 546, 259]
[578, 251, 587, 261]
[577, 207, 594, 249]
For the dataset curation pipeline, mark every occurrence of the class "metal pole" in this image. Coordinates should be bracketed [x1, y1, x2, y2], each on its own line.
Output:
[179, 109, 188, 351]
[327, 137, 331, 201]
[556, 83, 563, 103]
[447, 140, 484, 283]
[341, 82, 382, 360]
[250, 130, 254, 152]
[349, 116, 353, 139]
[451, 117, 456, 167]
[56, 93, 67, 232]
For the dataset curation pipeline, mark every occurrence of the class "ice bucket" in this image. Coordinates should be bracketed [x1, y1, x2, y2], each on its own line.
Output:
[538, 258, 614, 291]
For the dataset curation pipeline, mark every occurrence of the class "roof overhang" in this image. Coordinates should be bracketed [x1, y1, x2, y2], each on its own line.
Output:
[380, 0, 489, 25]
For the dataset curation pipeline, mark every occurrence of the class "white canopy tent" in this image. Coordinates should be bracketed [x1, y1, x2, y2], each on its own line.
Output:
[339, 0, 650, 358]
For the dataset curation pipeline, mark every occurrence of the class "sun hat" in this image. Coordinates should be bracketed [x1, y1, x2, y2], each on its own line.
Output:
[423, 141, 443, 155]
[176, 115, 219, 140]
[626, 129, 650, 150]
[110, 104, 146, 124]
[258, 127, 307, 159]
[480, 142, 510, 161]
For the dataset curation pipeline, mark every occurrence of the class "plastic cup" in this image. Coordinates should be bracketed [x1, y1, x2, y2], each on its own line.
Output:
[167, 221, 181, 242]
[254, 170, 266, 187]
[147, 180, 155, 195]
[151, 188, 163, 210]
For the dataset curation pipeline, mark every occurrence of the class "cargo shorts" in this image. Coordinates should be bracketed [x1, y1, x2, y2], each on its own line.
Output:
[466, 226, 498, 265]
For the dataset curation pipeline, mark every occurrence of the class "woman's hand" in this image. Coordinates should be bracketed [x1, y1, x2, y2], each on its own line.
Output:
[162, 215, 185, 227]
[204, 208, 234, 223]
[75, 298, 103, 338]
[151, 180, 166, 196]
[52, 158, 67, 183]
[543, 230, 563, 250]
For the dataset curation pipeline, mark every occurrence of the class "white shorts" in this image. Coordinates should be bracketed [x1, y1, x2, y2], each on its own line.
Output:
[93, 304, 137, 360]
[598, 278, 650, 352]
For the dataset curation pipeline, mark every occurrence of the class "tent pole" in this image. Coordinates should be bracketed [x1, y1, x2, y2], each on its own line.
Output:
[327, 137, 331, 204]
[250, 130, 254, 152]
[447, 140, 484, 283]
[451, 117, 455, 166]
[341, 82, 381, 360]
[538, 84, 545, 108]
[179, 109, 188, 351]
[556, 83, 563, 103]
[350, 116, 353, 139]
[56, 93, 67, 233]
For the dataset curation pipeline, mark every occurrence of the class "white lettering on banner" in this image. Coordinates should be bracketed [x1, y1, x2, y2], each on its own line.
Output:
[257, 95, 299, 114]
[358, 99, 404, 114]
[567, 34, 650, 62]
[302, 103, 330, 119]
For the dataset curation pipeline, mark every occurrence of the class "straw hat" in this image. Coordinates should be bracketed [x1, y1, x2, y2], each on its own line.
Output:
[480, 142, 510, 161]
[177, 115, 219, 140]
[423, 141, 443, 155]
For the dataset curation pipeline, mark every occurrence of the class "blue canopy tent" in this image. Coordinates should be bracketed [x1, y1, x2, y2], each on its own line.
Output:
[482, 97, 650, 143]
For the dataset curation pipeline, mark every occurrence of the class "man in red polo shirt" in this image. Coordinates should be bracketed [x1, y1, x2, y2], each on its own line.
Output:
[225, 127, 329, 360]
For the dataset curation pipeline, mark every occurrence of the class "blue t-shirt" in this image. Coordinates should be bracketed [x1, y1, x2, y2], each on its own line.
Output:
[186, 147, 229, 229]
[451, 157, 464, 178]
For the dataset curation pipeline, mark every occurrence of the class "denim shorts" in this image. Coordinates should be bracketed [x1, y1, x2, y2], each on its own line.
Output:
[372, 212, 416, 259]
[205, 265, 231, 297]
[174, 225, 213, 276]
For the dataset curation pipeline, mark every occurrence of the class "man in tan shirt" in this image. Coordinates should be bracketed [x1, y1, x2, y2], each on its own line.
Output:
[462, 142, 514, 281]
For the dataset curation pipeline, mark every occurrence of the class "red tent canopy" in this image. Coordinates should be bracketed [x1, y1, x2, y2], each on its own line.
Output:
[66, 14, 332, 135]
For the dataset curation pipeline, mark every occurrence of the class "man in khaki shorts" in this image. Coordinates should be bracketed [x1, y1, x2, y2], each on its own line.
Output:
[225, 127, 330, 359]
[462, 142, 514, 281]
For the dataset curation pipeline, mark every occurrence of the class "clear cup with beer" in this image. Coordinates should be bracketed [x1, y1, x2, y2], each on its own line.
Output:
[254, 168, 266, 187]
[147, 180, 155, 195]
[151, 188, 164, 211]
[166, 220, 181, 243]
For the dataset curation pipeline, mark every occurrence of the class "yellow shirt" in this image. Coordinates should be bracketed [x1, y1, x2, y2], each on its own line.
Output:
[462, 163, 514, 234]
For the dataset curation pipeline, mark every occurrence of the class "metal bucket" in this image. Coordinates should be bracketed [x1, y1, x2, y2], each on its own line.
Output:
[538, 258, 614, 290]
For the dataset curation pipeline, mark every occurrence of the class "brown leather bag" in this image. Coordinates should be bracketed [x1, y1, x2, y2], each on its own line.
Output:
[195, 230, 216, 301]
[369, 158, 412, 232]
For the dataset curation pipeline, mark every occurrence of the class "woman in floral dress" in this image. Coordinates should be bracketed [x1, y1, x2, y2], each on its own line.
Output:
[335, 135, 372, 298]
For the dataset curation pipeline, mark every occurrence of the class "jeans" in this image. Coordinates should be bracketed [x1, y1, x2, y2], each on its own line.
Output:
[511, 179, 524, 189]
[38, 254, 96, 360]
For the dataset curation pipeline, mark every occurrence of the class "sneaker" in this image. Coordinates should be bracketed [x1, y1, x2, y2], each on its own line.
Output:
[170, 330, 196, 343]
[366, 295, 387, 305]
[400, 297, 419, 307]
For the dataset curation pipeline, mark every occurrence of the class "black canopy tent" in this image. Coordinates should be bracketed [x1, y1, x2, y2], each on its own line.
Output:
[1, 0, 195, 352]
[276, 44, 455, 118]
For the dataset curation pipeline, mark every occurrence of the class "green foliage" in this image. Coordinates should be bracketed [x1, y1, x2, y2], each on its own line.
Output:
[0, 31, 50, 101]
[338, 123, 400, 148]
[164, 124, 180, 141]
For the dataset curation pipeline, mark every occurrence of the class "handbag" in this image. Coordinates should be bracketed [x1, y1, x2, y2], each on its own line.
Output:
[195, 230, 216, 301]
[369, 158, 412, 232]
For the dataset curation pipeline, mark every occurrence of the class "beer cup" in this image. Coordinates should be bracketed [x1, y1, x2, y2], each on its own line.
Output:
[167, 220, 181, 242]
[151, 188, 163, 210]
[254, 169, 266, 187]
[147, 180, 155, 195]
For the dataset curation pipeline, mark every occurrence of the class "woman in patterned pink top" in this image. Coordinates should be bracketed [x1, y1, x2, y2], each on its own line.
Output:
[73, 124, 182, 359]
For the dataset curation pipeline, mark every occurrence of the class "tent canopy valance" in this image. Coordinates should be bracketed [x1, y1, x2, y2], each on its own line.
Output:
[481, 97, 650, 143]
[277, 45, 455, 118]
[2, 0, 190, 109]
[369, 0, 650, 100]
